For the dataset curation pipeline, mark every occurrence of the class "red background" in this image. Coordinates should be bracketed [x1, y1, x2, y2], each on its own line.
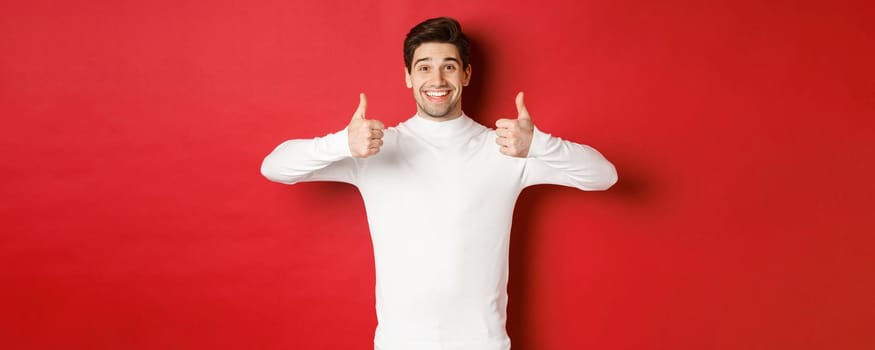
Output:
[2, 0, 873, 349]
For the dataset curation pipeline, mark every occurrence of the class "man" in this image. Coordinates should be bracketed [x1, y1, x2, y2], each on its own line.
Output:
[261, 17, 617, 350]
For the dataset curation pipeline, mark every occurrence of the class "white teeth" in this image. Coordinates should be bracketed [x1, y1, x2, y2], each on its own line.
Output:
[425, 91, 448, 97]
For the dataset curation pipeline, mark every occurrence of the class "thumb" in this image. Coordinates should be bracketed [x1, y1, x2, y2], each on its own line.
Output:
[352, 93, 367, 120]
[515, 92, 530, 120]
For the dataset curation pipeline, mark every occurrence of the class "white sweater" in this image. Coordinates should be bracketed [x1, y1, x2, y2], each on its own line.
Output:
[261, 114, 617, 350]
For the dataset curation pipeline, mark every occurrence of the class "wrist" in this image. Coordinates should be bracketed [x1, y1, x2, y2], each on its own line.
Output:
[527, 126, 550, 158]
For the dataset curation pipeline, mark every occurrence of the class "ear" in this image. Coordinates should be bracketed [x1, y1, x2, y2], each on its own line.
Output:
[404, 66, 412, 88]
[462, 64, 472, 87]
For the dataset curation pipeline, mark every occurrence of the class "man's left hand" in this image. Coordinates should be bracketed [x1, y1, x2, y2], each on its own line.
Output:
[495, 92, 535, 157]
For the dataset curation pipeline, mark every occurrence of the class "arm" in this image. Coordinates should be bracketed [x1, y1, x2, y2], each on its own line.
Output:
[495, 92, 618, 191]
[521, 127, 618, 190]
[260, 93, 385, 185]
[260, 128, 358, 185]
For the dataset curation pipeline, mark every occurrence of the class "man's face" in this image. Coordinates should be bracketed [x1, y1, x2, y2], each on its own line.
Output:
[405, 42, 471, 120]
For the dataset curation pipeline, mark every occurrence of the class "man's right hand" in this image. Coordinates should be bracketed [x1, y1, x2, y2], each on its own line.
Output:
[348, 93, 385, 158]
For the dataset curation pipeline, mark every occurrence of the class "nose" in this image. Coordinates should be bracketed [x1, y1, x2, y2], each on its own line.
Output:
[432, 69, 447, 86]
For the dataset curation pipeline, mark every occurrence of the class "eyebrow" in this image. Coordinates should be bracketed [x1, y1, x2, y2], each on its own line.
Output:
[413, 57, 461, 66]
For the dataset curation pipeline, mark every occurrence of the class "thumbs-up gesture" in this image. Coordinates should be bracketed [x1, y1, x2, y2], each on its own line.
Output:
[348, 93, 385, 158]
[495, 92, 535, 157]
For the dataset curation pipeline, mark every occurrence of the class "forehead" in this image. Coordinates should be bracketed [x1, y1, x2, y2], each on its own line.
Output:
[412, 42, 461, 64]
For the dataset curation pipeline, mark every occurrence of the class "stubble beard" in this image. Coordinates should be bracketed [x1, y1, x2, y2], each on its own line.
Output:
[418, 101, 455, 119]
[416, 90, 461, 119]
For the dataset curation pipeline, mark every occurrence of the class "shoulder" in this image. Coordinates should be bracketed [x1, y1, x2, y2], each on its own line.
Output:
[468, 119, 498, 144]
[380, 124, 406, 145]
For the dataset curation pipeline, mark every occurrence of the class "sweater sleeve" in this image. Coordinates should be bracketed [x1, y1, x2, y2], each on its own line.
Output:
[260, 128, 358, 185]
[520, 127, 618, 190]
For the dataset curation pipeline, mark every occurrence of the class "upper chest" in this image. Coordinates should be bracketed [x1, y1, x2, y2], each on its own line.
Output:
[356, 130, 525, 193]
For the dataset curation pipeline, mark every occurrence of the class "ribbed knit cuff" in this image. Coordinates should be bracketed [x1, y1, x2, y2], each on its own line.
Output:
[527, 126, 551, 158]
[321, 127, 353, 159]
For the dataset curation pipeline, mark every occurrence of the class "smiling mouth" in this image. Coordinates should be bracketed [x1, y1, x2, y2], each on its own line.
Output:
[423, 89, 451, 102]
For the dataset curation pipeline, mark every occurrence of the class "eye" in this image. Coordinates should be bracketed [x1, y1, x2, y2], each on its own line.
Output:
[444, 65, 457, 71]
[417, 65, 430, 72]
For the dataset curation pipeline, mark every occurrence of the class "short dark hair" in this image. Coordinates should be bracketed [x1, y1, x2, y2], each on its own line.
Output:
[404, 17, 470, 72]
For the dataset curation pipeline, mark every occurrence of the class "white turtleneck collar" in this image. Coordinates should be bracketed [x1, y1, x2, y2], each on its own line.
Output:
[403, 113, 477, 141]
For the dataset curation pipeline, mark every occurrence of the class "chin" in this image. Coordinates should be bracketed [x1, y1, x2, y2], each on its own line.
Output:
[419, 104, 457, 119]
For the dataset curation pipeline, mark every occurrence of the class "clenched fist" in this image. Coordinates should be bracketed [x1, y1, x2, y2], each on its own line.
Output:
[495, 92, 534, 157]
[348, 93, 385, 158]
